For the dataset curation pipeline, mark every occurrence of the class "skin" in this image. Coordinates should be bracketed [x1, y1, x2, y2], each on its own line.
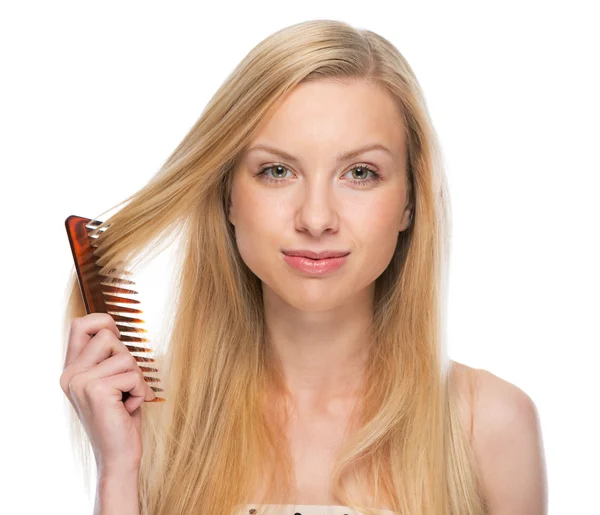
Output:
[228, 79, 547, 513]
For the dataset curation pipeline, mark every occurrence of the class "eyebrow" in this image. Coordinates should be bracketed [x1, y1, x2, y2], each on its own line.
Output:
[245, 142, 393, 164]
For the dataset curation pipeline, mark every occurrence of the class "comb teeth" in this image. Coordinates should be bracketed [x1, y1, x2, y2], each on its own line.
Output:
[65, 215, 166, 403]
[110, 313, 146, 324]
[115, 323, 147, 333]
[100, 284, 139, 296]
[103, 293, 141, 304]
[100, 275, 137, 286]
[107, 305, 144, 315]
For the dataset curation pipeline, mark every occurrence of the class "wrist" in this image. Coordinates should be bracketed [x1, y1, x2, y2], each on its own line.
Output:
[97, 459, 141, 478]
[95, 469, 140, 515]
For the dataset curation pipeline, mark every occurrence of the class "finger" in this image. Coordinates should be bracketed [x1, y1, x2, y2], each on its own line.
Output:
[70, 352, 154, 401]
[98, 370, 155, 409]
[61, 327, 128, 396]
[74, 327, 131, 369]
[64, 313, 120, 368]
[124, 391, 148, 414]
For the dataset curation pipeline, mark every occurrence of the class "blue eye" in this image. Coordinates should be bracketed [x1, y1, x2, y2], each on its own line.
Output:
[257, 163, 382, 186]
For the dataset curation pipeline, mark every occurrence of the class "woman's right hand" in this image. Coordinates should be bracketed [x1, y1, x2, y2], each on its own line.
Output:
[59, 313, 156, 474]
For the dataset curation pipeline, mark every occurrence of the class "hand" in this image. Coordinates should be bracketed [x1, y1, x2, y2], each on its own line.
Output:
[60, 313, 155, 472]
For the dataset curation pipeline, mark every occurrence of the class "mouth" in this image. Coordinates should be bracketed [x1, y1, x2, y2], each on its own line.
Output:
[281, 251, 349, 275]
[281, 249, 351, 260]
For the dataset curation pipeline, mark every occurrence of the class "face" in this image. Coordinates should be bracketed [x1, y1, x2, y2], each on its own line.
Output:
[228, 78, 412, 312]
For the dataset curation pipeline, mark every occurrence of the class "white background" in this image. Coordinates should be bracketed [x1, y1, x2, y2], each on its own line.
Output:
[1, 1, 598, 513]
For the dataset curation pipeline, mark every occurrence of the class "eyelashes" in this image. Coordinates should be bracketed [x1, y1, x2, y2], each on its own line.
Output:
[256, 163, 382, 187]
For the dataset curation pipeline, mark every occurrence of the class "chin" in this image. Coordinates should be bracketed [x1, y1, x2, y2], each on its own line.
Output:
[288, 299, 342, 313]
[279, 285, 353, 312]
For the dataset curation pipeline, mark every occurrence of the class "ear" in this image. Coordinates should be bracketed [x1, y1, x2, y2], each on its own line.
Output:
[399, 204, 413, 232]
[227, 196, 236, 227]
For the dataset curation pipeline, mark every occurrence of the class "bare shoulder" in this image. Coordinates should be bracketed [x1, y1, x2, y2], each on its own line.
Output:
[449, 360, 548, 515]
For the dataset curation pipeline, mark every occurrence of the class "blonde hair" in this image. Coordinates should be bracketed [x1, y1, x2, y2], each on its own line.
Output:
[62, 19, 486, 515]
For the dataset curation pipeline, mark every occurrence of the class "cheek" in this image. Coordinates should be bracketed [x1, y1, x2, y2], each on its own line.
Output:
[358, 219, 399, 274]
[231, 190, 287, 276]
[350, 194, 403, 273]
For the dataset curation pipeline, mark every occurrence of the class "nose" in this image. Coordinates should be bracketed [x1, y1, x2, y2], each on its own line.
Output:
[294, 176, 340, 237]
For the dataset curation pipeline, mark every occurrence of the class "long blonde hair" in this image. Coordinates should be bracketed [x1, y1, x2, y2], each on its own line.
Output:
[62, 19, 486, 515]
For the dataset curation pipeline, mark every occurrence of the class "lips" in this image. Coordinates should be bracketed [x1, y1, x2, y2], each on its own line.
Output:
[282, 252, 349, 275]
[281, 250, 351, 260]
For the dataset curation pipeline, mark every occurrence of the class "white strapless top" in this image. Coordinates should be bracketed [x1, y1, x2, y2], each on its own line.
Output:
[235, 504, 397, 515]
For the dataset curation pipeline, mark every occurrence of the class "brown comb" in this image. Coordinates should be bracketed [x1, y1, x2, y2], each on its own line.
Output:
[65, 215, 166, 403]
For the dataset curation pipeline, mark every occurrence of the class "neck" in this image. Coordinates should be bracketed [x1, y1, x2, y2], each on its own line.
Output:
[262, 283, 374, 407]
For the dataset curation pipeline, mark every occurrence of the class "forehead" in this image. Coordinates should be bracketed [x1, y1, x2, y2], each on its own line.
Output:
[247, 79, 406, 158]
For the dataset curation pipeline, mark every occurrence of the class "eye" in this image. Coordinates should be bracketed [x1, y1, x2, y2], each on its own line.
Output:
[344, 164, 382, 186]
[256, 163, 382, 186]
[257, 164, 293, 183]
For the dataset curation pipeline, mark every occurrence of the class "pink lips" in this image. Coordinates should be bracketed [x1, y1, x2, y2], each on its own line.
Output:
[281, 250, 350, 275]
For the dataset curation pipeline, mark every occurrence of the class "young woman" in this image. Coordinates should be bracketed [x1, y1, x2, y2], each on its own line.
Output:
[60, 19, 547, 515]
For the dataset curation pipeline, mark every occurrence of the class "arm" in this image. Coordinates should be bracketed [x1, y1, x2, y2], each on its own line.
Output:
[94, 467, 140, 515]
[472, 369, 548, 515]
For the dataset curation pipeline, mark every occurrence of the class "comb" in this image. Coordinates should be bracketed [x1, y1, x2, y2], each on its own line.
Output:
[65, 215, 166, 403]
